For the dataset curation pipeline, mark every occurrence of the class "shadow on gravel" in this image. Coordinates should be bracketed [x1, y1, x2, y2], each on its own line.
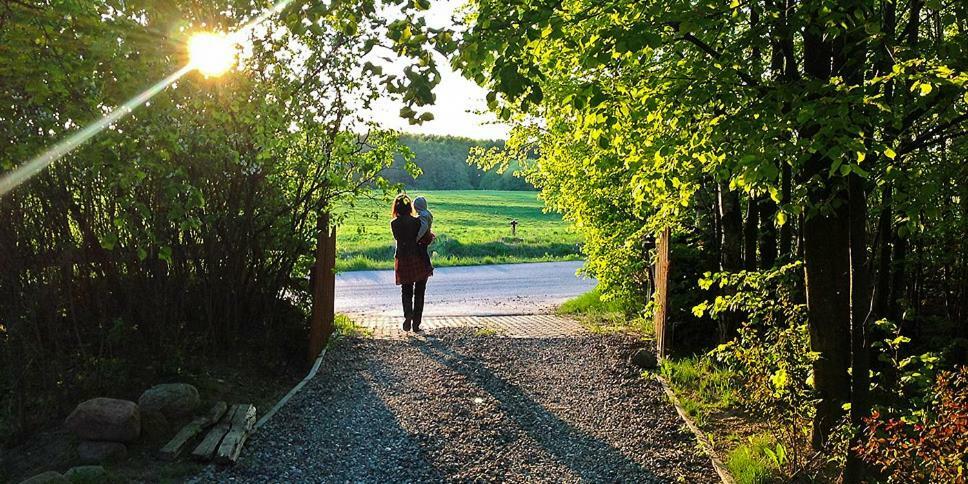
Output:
[413, 337, 661, 482]
[199, 357, 444, 483]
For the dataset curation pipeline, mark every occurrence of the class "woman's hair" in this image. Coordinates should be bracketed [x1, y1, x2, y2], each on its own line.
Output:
[391, 193, 413, 218]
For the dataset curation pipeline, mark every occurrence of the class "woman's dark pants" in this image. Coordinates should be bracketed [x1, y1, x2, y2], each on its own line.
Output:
[402, 279, 427, 325]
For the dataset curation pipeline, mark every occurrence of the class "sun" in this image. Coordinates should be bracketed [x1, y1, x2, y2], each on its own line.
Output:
[188, 32, 236, 77]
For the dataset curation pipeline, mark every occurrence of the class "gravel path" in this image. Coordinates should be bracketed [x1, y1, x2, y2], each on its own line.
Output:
[194, 330, 718, 483]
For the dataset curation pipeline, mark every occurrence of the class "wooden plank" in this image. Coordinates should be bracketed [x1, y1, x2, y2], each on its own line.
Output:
[654, 227, 672, 359]
[309, 214, 337, 364]
[191, 404, 239, 461]
[215, 404, 257, 464]
[158, 401, 228, 461]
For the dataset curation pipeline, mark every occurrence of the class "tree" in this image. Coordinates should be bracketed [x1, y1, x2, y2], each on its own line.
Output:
[450, 0, 968, 473]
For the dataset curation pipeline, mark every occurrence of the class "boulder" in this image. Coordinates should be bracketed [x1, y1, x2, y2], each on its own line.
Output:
[77, 441, 127, 464]
[630, 348, 658, 369]
[140, 410, 171, 441]
[138, 383, 200, 419]
[17, 471, 68, 484]
[64, 466, 108, 482]
[65, 398, 140, 442]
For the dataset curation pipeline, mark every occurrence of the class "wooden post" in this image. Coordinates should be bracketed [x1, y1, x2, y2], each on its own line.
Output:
[309, 212, 336, 365]
[654, 227, 671, 359]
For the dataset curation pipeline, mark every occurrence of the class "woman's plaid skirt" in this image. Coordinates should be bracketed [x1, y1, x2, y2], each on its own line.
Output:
[395, 254, 433, 285]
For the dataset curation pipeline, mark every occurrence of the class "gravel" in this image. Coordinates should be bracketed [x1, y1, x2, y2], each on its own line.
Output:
[192, 330, 719, 483]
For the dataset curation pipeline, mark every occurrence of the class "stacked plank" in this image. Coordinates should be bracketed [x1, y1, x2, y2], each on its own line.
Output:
[158, 402, 256, 465]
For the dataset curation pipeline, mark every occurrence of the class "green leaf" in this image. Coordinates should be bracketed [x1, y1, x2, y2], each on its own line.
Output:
[159, 246, 173, 264]
[884, 147, 896, 160]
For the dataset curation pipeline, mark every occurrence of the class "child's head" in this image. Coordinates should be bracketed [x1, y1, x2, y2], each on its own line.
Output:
[413, 196, 428, 212]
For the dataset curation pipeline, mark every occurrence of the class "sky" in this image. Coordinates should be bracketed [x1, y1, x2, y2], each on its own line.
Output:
[366, 0, 510, 140]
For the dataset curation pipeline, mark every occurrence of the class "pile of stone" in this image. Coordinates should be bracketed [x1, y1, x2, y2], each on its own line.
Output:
[17, 383, 201, 484]
[65, 383, 200, 464]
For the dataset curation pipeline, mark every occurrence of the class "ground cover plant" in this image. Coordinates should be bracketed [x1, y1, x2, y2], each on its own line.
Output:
[335, 190, 581, 271]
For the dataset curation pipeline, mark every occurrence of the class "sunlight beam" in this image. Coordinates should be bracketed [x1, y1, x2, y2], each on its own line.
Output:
[0, 0, 297, 198]
[0, 65, 193, 197]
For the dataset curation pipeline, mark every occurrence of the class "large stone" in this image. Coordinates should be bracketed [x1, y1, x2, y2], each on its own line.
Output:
[138, 383, 200, 419]
[65, 398, 140, 442]
[64, 465, 108, 482]
[17, 471, 68, 484]
[77, 441, 127, 464]
[141, 410, 171, 442]
[630, 348, 658, 369]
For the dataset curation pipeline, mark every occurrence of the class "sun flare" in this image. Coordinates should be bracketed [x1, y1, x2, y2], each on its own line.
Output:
[188, 32, 236, 77]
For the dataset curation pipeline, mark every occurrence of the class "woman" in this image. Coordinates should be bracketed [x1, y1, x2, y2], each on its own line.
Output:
[391, 194, 433, 332]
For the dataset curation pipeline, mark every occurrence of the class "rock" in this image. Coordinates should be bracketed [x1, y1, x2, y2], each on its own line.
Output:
[77, 441, 127, 464]
[138, 383, 200, 419]
[65, 398, 140, 442]
[64, 465, 108, 482]
[141, 410, 171, 441]
[630, 348, 658, 369]
[17, 471, 68, 484]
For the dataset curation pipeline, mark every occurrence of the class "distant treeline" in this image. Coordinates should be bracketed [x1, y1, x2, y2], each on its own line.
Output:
[381, 134, 535, 191]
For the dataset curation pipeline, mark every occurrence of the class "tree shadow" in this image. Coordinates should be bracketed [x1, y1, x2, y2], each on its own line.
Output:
[410, 337, 663, 482]
[206, 363, 443, 483]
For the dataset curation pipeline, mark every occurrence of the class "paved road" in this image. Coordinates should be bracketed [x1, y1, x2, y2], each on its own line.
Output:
[335, 261, 596, 317]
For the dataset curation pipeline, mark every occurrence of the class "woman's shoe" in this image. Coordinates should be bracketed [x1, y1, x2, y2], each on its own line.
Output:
[403, 318, 412, 331]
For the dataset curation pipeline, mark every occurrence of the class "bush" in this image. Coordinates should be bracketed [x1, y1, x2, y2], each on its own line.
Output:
[856, 367, 968, 483]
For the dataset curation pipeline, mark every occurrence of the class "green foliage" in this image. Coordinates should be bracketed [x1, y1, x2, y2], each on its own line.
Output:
[0, 0, 422, 441]
[381, 134, 534, 191]
[700, 264, 819, 477]
[726, 434, 784, 484]
[335, 190, 581, 271]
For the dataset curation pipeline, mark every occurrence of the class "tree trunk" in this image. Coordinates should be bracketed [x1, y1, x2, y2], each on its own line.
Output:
[844, 173, 873, 482]
[873, 184, 893, 317]
[801, 18, 853, 451]
[718, 184, 743, 341]
[803, 198, 853, 449]
[759, 197, 778, 268]
[744, 195, 759, 269]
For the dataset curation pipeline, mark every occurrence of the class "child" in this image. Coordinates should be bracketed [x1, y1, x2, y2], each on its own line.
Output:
[413, 196, 435, 265]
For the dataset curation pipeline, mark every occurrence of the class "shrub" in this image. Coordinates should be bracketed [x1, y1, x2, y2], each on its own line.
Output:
[856, 366, 968, 483]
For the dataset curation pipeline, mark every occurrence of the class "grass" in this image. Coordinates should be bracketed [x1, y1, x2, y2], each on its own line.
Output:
[726, 434, 783, 484]
[557, 287, 653, 336]
[335, 190, 582, 271]
[659, 357, 738, 425]
[334, 314, 372, 338]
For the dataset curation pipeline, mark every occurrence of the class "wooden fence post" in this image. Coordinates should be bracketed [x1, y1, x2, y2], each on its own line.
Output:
[309, 212, 336, 365]
[654, 227, 671, 359]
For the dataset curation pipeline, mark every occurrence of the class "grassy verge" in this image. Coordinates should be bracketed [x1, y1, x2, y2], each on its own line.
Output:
[334, 313, 372, 338]
[557, 288, 652, 336]
[335, 190, 582, 272]
[559, 289, 784, 483]
[659, 357, 784, 483]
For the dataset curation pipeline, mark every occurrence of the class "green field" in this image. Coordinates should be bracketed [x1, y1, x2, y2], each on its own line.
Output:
[335, 190, 582, 271]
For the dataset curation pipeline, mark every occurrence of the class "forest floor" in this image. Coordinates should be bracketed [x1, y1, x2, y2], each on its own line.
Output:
[335, 190, 582, 271]
[192, 326, 719, 483]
